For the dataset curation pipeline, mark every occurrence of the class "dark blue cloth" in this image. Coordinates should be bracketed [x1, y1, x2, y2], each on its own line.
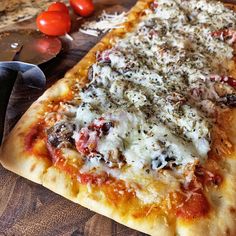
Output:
[0, 61, 46, 143]
[0, 61, 46, 88]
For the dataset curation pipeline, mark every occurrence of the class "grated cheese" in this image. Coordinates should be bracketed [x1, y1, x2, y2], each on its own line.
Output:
[73, 0, 236, 176]
[79, 11, 127, 36]
[49, 0, 236, 204]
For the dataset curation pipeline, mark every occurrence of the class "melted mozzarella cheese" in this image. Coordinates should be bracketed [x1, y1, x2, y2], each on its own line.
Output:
[57, 0, 236, 203]
[74, 0, 236, 172]
[75, 103, 99, 127]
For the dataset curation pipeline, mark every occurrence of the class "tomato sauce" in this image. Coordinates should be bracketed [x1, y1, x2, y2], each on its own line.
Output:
[176, 190, 210, 219]
[55, 157, 79, 178]
[46, 142, 79, 178]
[78, 172, 109, 185]
[46, 141, 128, 198]
[24, 90, 74, 156]
[195, 165, 222, 187]
[102, 178, 135, 207]
[24, 107, 220, 219]
[25, 122, 45, 151]
[174, 161, 223, 220]
[48, 145, 134, 204]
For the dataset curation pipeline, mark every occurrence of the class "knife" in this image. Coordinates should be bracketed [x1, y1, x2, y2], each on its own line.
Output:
[0, 29, 62, 144]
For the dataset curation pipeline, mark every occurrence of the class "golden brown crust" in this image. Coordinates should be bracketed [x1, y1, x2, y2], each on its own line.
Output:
[1, 1, 236, 236]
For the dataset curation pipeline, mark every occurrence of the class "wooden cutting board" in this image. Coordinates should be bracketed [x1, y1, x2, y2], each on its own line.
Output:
[1, 0, 236, 235]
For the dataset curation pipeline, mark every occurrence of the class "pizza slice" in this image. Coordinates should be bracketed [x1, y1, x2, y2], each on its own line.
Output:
[1, 0, 236, 235]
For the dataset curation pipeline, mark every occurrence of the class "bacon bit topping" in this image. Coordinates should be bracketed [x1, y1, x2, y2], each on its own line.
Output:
[166, 92, 186, 105]
[148, 29, 158, 38]
[97, 50, 112, 63]
[150, 1, 158, 10]
[190, 87, 204, 98]
[75, 118, 113, 156]
[88, 117, 113, 135]
[195, 165, 223, 187]
[212, 29, 236, 44]
[75, 127, 98, 155]
[210, 75, 236, 88]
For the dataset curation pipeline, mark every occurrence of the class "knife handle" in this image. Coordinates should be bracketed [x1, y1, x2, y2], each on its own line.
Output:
[0, 67, 17, 144]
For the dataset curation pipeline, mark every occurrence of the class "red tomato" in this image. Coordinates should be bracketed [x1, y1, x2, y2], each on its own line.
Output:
[75, 130, 90, 155]
[47, 2, 69, 15]
[69, 0, 94, 17]
[220, 76, 236, 88]
[36, 11, 71, 36]
[212, 29, 236, 43]
[75, 126, 100, 155]
[210, 75, 236, 88]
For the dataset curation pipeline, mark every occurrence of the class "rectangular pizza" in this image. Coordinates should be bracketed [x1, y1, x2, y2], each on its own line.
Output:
[1, 0, 236, 235]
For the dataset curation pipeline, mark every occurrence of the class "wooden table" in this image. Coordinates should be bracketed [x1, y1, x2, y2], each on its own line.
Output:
[1, 0, 236, 235]
[0, 0, 147, 235]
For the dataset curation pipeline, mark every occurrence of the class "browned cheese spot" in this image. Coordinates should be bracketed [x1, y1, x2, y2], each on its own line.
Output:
[30, 163, 36, 172]
[229, 206, 236, 214]
[51, 176, 56, 182]
[226, 227, 230, 236]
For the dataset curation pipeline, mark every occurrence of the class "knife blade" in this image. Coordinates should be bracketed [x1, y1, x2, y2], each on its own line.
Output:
[0, 29, 62, 64]
[0, 29, 62, 144]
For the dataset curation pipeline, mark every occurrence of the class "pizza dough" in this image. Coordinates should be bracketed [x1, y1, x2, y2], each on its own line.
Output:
[1, 0, 236, 235]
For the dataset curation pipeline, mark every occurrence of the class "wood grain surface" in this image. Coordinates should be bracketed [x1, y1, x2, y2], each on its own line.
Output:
[1, 0, 236, 235]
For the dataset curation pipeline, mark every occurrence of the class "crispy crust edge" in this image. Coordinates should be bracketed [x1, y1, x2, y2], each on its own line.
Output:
[1, 1, 236, 236]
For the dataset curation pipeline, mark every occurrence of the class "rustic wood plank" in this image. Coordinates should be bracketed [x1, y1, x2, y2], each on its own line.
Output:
[1, 0, 236, 235]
